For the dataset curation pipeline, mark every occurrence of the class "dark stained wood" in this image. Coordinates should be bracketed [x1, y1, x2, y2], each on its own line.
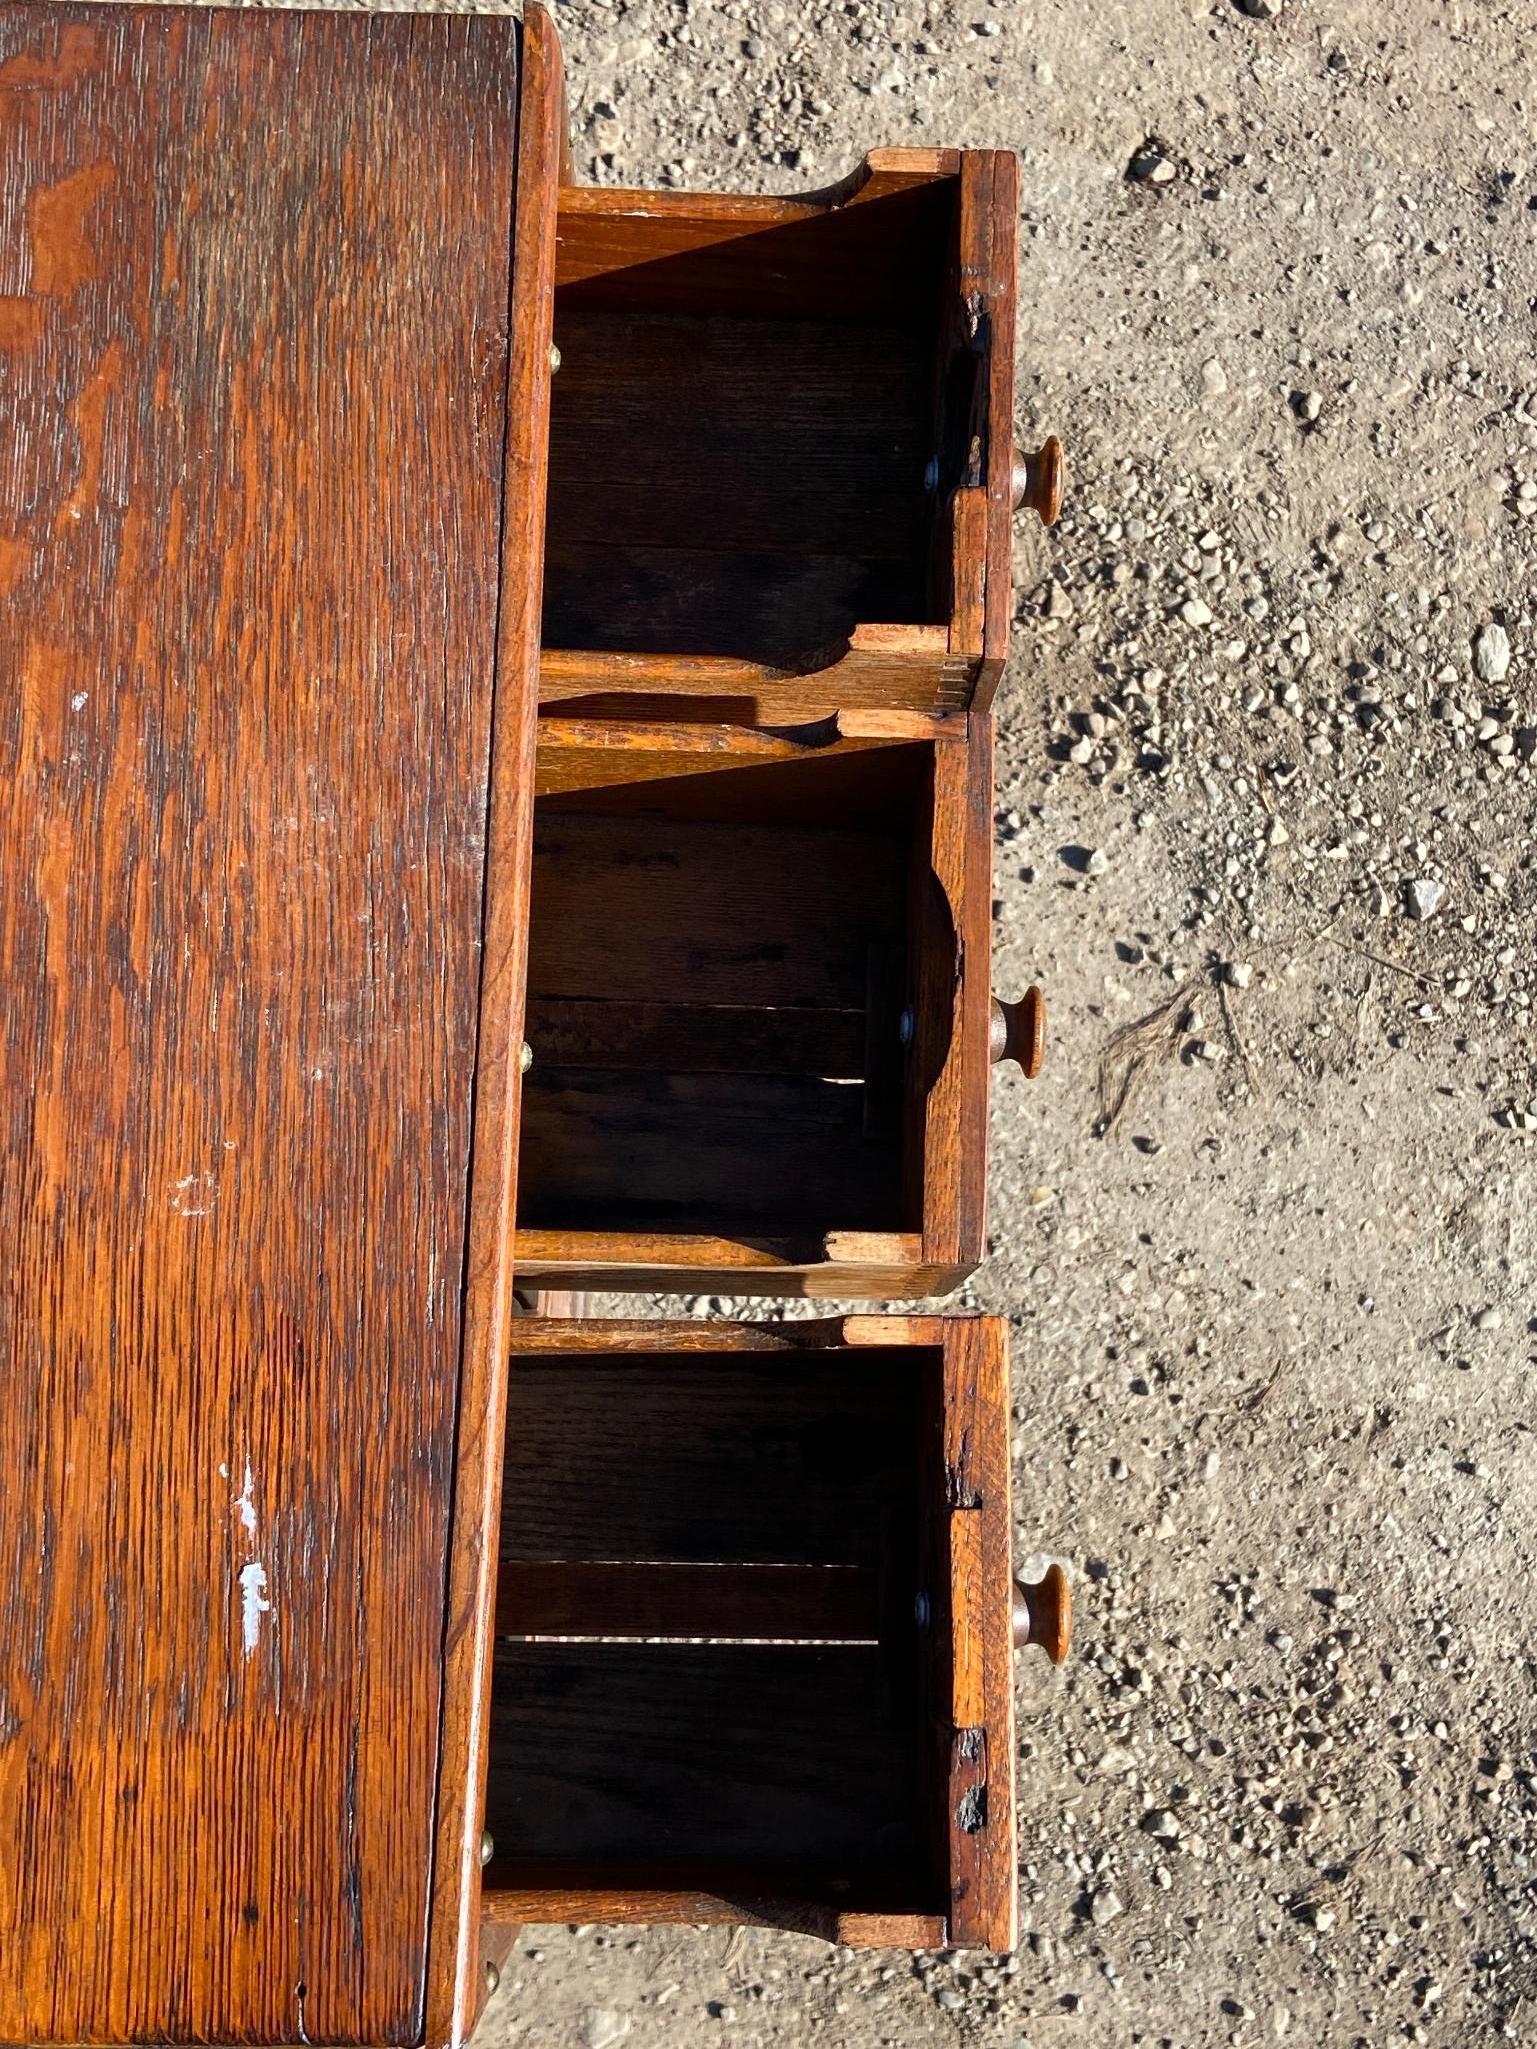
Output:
[526, 995, 866, 1078]
[516, 721, 990, 1295]
[540, 148, 1019, 716]
[542, 305, 932, 667]
[483, 1317, 1021, 1948]
[554, 161, 958, 321]
[423, 8, 564, 2046]
[0, 6, 522, 2043]
[485, 1643, 927, 1875]
[501, 1350, 921, 1568]
[526, 810, 906, 1011]
[495, 1561, 882, 1643]
[518, 1068, 904, 1235]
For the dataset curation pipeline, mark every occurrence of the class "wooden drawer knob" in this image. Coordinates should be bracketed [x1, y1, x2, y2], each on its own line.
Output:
[1013, 1563, 1071, 1664]
[990, 989, 1045, 1078]
[1012, 434, 1064, 526]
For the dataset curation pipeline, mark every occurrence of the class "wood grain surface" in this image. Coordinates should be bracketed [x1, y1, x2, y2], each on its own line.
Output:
[0, 6, 521, 2041]
[940, 1318, 1018, 1949]
[422, 7, 563, 2042]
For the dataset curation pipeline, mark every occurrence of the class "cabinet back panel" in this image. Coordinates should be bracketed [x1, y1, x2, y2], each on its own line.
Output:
[487, 1643, 927, 1875]
[502, 1353, 920, 1566]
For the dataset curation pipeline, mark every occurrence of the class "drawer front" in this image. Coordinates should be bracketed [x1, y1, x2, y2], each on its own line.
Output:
[512, 713, 1024, 1298]
[481, 1315, 1069, 1951]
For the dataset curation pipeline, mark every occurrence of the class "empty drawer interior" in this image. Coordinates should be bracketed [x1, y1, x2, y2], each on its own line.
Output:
[484, 1341, 943, 1922]
[517, 739, 945, 1241]
[542, 175, 968, 676]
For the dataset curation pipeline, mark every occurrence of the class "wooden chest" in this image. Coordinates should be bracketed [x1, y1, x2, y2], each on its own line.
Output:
[0, 3, 1065, 2044]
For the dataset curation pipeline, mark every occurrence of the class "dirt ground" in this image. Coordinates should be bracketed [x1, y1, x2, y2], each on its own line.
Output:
[374, 0, 1537, 2040]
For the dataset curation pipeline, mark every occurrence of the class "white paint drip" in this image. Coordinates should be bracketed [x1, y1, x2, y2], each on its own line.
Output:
[168, 1170, 216, 1217]
[239, 1562, 271, 1657]
[234, 1461, 258, 1536]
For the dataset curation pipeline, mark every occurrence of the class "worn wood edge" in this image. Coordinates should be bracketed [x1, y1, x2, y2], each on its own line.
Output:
[916, 716, 992, 1280]
[943, 151, 1019, 713]
[537, 628, 969, 720]
[506, 1313, 950, 1356]
[942, 1318, 1017, 1952]
[556, 147, 960, 229]
[534, 712, 947, 797]
[975, 150, 1019, 712]
[422, 11, 563, 2046]
[481, 1885, 944, 1948]
[508, 1316, 854, 1355]
[510, 1228, 938, 1289]
[489, 1895, 947, 1948]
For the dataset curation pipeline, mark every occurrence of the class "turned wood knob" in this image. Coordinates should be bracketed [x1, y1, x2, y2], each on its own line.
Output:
[990, 989, 1045, 1078]
[1012, 434, 1064, 526]
[1013, 1563, 1071, 1664]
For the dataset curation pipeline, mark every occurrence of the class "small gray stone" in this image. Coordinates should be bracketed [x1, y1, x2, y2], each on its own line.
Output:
[1128, 141, 1177, 184]
[1090, 1888, 1125, 1927]
[1473, 621, 1511, 683]
[1405, 878, 1445, 920]
[1235, 0, 1282, 15]
[1180, 596, 1214, 627]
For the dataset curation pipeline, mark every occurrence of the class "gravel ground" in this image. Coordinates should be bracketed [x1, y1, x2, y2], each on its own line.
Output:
[482, 1, 1537, 2043]
[290, 0, 1537, 2039]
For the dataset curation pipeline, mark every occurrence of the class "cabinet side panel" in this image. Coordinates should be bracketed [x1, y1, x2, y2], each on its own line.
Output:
[0, 7, 517, 2041]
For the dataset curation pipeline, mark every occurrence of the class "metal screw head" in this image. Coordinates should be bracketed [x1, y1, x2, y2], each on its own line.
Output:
[480, 1828, 494, 1868]
[898, 1007, 915, 1047]
[913, 1590, 931, 1628]
[549, 343, 562, 375]
[519, 1041, 533, 1075]
[484, 1960, 500, 1998]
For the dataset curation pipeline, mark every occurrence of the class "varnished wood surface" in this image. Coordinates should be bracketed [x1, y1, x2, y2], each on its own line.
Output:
[422, 9, 564, 2045]
[484, 1876, 945, 1950]
[940, 1320, 1018, 1949]
[0, 5, 522, 2042]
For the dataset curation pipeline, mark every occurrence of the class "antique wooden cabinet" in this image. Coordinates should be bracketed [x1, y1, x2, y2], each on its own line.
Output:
[0, 3, 1065, 2045]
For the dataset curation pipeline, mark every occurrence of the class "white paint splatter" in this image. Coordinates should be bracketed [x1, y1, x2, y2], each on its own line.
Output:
[239, 1562, 271, 1657]
[168, 1170, 216, 1217]
[234, 1461, 257, 1536]
[70, 692, 88, 710]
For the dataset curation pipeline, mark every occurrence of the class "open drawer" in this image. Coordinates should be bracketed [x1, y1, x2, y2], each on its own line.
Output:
[538, 150, 1059, 725]
[511, 710, 1041, 1299]
[481, 1315, 1069, 1950]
